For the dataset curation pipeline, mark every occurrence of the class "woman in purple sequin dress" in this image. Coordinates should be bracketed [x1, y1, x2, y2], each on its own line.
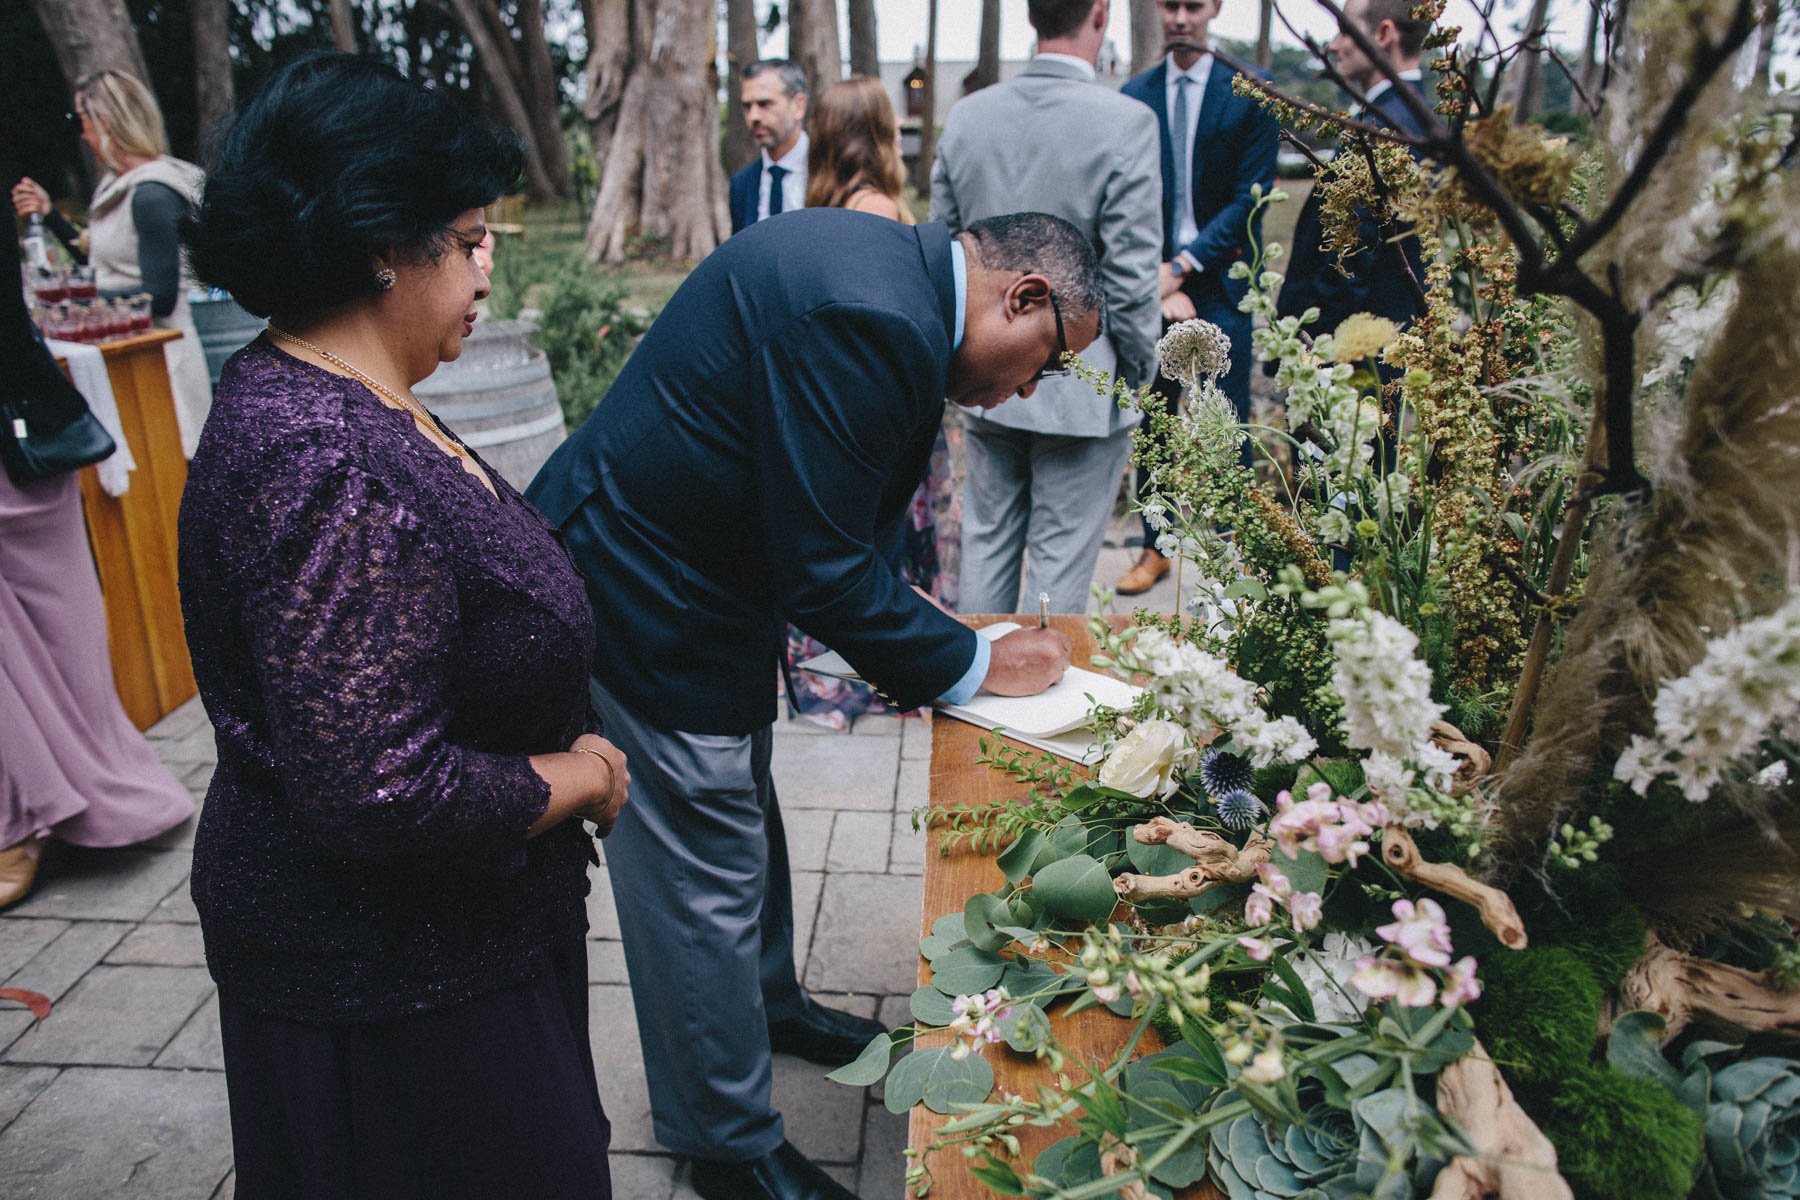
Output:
[178, 54, 627, 1198]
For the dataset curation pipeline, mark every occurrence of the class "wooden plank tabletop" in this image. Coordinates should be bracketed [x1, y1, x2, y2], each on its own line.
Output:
[908, 613, 1223, 1199]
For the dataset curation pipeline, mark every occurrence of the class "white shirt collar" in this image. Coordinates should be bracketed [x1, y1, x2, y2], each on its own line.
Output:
[1034, 52, 1096, 80]
[1362, 68, 1423, 105]
[1164, 51, 1213, 85]
[762, 131, 809, 172]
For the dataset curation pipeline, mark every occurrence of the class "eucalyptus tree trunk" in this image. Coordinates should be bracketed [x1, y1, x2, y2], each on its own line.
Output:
[724, 0, 761, 172]
[914, 0, 938, 194]
[847, 0, 880, 77]
[26, 0, 148, 91]
[327, 0, 359, 51]
[1504, 0, 1554, 121]
[1256, 0, 1274, 68]
[516, 0, 573, 197]
[963, 0, 1000, 94]
[582, 0, 729, 263]
[445, 0, 559, 201]
[1130, 0, 1162, 73]
[190, 0, 235, 145]
[786, 0, 842, 94]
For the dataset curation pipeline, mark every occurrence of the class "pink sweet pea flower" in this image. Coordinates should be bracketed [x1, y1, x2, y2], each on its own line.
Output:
[1441, 956, 1482, 1007]
[1238, 936, 1275, 962]
[1286, 890, 1324, 931]
[1376, 898, 1454, 968]
[1350, 955, 1438, 1007]
[1244, 883, 1280, 926]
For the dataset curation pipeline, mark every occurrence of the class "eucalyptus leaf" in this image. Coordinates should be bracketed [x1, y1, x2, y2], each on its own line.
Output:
[1607, 1009, 1682, 1089]
[963, 893, 1014, 952]
[1000, 1001, 1051, 1052]
[1190, 883, 1243, 915]
[881, 1044, 995, 1115]
[1270, 846, 1328, 897]
[917, 933, 969, 962]
[909, 985, 958, 1027]
[1223, 576, 1270, 602]
[931, 912, 968, 942]
[930, 945, 1008, 995]
[825, 1031, 895, 1085]
[1036, 815, 1090, 870]
[1128, 838, 1196, 877]
[1032, 854, 1120, 922]
[996, 829, 1046, 883]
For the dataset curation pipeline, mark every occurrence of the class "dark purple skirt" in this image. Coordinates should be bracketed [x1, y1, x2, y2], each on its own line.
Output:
[218, 929, 611, 1199]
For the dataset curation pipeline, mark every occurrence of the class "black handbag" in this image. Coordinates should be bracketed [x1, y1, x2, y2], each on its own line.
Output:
[0, 327, 118, 485]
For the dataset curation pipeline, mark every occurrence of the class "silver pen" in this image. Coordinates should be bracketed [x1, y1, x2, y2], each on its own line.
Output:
[1038, 591, 1050, 629]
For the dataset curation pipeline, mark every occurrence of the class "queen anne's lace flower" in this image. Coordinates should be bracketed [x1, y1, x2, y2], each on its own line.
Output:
[1158, 319, 1234, 390]
[1614, 594, 1800, 802]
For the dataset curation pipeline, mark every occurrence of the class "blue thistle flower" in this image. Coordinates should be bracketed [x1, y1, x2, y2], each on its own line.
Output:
[1200, 750, 1254, 798]
[1214, 788, 1265, 830]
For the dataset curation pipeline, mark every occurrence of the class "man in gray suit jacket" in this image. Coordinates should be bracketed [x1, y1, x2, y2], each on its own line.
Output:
[931, 0, 1162, 614]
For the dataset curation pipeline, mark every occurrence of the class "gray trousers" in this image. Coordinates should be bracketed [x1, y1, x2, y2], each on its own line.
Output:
[958, 422, 1135, 614]
[589, 679, 802, 1161]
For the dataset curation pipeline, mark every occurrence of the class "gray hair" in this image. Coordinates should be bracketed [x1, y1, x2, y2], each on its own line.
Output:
[743, 59, 809, 98]
[962, 213, 1103, 317]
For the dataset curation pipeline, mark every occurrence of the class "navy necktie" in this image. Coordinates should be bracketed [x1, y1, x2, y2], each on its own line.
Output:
[767, 164, 787, 217]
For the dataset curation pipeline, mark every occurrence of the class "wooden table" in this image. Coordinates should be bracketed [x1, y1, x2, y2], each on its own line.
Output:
[71, 330, 198, 729]
[910, 613, 1224, 1199]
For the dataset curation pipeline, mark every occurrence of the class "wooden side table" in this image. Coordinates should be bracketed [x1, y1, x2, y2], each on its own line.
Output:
[73, 329, 198, 730]
[909, 613, 1223, 1199]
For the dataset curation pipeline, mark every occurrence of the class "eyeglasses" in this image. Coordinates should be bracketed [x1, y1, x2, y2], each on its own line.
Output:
[1029, 291, 1072, 385]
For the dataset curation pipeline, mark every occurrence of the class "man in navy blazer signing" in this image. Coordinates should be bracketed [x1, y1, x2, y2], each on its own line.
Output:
[729, 59, 809, 235]
[528, 209, 1096, 1200]
[1115, 0, 1278, 596]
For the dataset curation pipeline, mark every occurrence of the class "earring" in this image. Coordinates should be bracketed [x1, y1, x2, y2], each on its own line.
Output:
[374, 268, 397, 290]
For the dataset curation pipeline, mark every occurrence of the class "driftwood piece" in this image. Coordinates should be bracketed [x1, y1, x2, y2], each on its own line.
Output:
[1430, 1039, 1573, 1200]
[1432, 719, 1493, 797]
[1114, 820, 1274, 904]
[1607, 936, 1800, 1041]
[1382, 826, 1529, 950]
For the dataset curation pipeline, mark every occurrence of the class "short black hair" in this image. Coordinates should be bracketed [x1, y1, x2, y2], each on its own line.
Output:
[184, 52, 524, 319]
[1028, 0, 1100, 41]
[743, 59, 808, 98]
[962, 213, 1103, 317]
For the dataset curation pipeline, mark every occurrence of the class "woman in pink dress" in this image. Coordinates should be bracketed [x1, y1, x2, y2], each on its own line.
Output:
[0, 172, 193, 908]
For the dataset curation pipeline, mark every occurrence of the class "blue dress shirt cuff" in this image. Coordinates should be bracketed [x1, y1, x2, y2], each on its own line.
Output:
[951, 239, 967, 352]
[938, 633, 989, 705]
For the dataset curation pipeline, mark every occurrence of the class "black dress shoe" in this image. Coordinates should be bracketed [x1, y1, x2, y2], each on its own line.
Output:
[767, 997, 886, 1067]
[690, 1140, 860, 1200]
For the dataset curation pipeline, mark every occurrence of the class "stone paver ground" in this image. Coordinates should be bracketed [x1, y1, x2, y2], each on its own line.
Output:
[0, 510, 1176, 1200]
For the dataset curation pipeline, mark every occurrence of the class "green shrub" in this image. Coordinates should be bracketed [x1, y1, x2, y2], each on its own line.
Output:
[1537, 1066, 1705, 1200]
[529, 265, 656, 428]
[1470, 946, 1603, 1082]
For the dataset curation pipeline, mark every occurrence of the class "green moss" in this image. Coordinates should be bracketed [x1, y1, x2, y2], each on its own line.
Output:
[1291, 758, 1366, 800]
[1469, 946, 1603, 1082]
[1560, 905, 1648, 990]
[1535, 1066, 1704, 1200]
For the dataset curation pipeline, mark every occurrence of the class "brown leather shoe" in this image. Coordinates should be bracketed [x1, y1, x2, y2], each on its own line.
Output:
[1115, 547, 1171, 595]
[0, 842, 42, 911]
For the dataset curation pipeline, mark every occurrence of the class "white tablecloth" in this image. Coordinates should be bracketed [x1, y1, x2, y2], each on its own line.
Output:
[46, 338, 133, 497]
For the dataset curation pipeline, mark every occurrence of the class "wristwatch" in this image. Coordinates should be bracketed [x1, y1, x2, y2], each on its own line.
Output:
[1167, 258, 1188, 278]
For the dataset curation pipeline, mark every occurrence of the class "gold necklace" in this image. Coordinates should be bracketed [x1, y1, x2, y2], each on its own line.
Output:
[262, 323, 496, 492]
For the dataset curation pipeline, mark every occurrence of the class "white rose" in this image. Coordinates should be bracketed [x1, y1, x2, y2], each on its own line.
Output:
[1098, 719, 1186, 799]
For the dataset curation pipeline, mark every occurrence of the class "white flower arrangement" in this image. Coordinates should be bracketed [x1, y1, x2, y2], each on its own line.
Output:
[1615, 593, 1800, 801]
[1125, 627, 1318, 768]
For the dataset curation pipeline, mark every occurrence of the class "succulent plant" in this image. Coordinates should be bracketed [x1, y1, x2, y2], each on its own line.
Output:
[1204, 1064, 1456, 1200]
[1683, 1045, 1800, 1200]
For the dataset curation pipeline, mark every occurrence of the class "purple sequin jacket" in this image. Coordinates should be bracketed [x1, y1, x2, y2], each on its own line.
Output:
[179, 339, 597, 1024]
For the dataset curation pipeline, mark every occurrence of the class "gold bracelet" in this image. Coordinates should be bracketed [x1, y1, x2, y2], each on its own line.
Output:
[571, 746, 615, 796]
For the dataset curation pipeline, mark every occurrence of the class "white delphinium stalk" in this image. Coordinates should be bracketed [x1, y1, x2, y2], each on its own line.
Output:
[1327, 608, 1460, 807]
[1615, 593, 1800, 802]
[1126, 628, 1317, 768]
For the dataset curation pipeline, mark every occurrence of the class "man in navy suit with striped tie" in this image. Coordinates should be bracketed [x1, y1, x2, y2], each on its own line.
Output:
[1115, 0, 1277, 595]
[729, 60, 809, 235]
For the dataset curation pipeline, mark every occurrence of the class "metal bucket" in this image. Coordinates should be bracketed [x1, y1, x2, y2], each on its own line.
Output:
[188, 291, 263, 383]
[415, 318, 566, 492]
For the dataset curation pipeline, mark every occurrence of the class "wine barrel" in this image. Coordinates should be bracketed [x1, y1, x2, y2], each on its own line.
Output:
[187, 291, 263, 383]
[415, 318, 567, 492]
